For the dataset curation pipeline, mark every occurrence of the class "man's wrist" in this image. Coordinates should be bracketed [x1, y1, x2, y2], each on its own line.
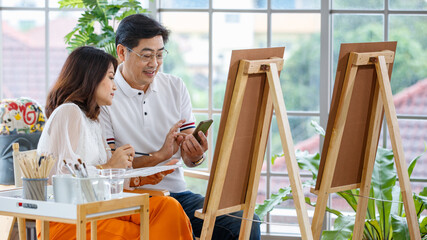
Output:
[191, 154, 205, 167]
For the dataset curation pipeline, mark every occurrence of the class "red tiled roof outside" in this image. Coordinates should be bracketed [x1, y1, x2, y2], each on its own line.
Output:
[2, 20, 73, 105]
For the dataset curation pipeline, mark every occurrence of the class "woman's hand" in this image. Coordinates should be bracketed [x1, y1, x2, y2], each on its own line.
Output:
[105, 144, 134, 169]
[129, 176, 141, 187]
[138, 159, 179, 186]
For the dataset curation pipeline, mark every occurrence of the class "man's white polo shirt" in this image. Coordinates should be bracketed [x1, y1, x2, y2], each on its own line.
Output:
[99, 64, 195, 193]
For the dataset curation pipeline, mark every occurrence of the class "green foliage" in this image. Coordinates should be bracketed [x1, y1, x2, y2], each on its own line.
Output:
[282, 33, 320, 112]
[255, 124, 427, 239]
[371, 148, 396, 239]
[310, 120, 325, 137]
[59, 0, 147, 57]
[257, 150, 319, 219]
[270, 150, 320, 180]
[255, 186, 292, 220]
[389, 16, 427, 94]
[420, 216, 427, 236]
[321, 215, 354, 240]
[391, 215, 410, 239]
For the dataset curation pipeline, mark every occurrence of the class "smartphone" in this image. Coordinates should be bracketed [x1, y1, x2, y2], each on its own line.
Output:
[192, 119, 213, 143]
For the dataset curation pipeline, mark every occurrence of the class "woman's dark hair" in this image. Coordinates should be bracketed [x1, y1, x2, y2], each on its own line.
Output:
[45, 46, 118, 120]
[115, 14, 170, 49]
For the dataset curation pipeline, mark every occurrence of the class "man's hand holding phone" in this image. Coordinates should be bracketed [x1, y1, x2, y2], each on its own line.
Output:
[192, 119, 213, 143]
[181, 119, 212, 167]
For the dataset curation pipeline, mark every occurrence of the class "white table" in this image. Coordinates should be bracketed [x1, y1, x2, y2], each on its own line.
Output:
[0, 186, 149, 240]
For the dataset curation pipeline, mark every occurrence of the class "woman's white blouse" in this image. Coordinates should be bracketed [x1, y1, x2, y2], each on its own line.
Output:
[37, 103, 111, 176]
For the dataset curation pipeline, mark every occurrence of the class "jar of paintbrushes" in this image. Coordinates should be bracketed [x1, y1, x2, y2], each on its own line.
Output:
[52, 159, 111, 204]
[16, 154, 56, 201]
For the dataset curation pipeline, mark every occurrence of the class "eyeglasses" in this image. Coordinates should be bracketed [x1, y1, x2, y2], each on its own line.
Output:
[126, 47, 168, 62]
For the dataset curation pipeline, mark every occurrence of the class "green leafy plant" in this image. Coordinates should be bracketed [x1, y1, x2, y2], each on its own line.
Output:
[256, 121, 427, 239]
[59, 0, 146, 57]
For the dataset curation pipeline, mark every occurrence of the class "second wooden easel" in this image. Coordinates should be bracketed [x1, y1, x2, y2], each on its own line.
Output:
[311, 49, 421, 240]
[195, 48, 312, 240]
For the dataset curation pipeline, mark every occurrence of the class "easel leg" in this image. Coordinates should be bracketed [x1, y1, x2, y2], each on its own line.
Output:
[353, 82, 384, 240]
[200, 60, 250, 240]
[311, 195, 328, 240]
[239, 213, 254, 240]
[239, 82, 273, 240]
[267, 63, 313, 240]
[199, 213, 217, 240]
[312, 53, 359, 240]
[375, 56, 421, 240]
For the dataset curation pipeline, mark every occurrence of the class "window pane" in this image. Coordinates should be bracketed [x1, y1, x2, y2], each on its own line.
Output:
[161, 13, 209, 109]
[332, 14, 384, 79]
[385, 119, 427, 179]
[140, 0, 150, 8]
[211, 114, 221, 154]
[330, 192, 356, 214]
[270, 115, 320, 173]
[332, 0, 383, 10]
[2, 11, 46, 104]
[271, 0, 320, 9]
[48, 0, 60, 8]
[1, 0, 44, 7]
[212, 13, 267, 109]
[261, 176, 315, 235]
[389, 15, 427, 101]
[50, 0, 151, 8]
[184, 176, 208, 196]
[390, 0, 427, 10]
[411, 182, 426, 197]
[272, 13, 320, 111]
[213, 0, 266, 9]
[257, 176, 267, 204]
[49, 11, 81, 90]
[161, 0, 208, 9]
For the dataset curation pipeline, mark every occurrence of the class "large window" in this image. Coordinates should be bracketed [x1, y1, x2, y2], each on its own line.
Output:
[158, 0, 427, 238]
[1, 0, 426, 239]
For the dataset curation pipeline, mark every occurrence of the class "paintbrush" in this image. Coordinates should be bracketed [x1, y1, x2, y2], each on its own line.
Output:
[106, 147, 152, 156]
[77, 159, 89, 177]
[63, 160, 76, 177]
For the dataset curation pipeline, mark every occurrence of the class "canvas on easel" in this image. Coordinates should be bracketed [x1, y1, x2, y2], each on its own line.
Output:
[312, 42, 421, 240]
[194, 47, 313, 240]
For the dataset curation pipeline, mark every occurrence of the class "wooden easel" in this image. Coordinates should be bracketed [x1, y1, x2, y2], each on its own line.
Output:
[311, 50, 421, 240]
[195, 55, 312, 240]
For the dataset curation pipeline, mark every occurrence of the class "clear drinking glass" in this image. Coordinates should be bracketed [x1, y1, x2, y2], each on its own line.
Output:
[100, 168, 126, 197]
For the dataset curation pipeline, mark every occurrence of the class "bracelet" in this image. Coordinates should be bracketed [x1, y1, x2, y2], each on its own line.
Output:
[191, 154, 205, 167]
[96, 164, 103, 169]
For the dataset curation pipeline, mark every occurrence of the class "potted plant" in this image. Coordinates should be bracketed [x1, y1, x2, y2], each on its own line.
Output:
[58, 0, 147, 57]
[255, 121, 427, 239]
